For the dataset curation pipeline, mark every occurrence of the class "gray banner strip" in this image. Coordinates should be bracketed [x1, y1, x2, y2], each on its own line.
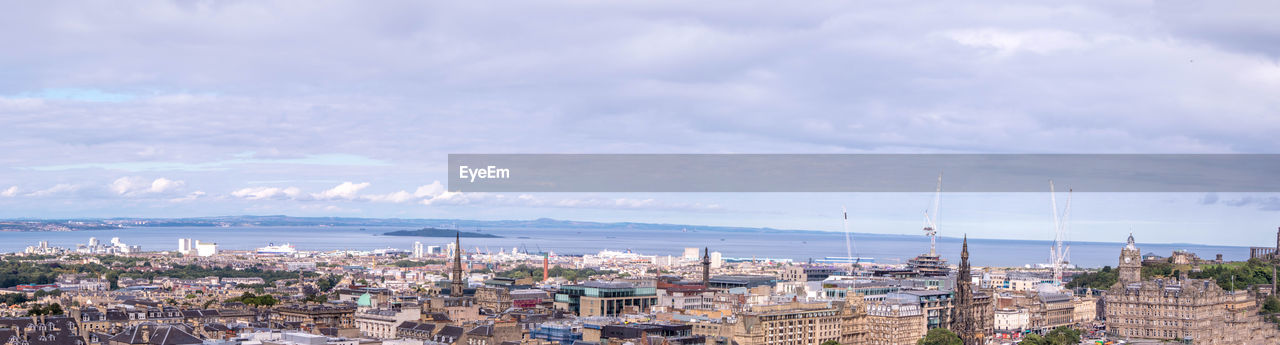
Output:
[447, 154, 1280, 192]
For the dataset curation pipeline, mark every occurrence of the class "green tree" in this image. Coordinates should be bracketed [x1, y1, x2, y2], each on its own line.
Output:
[1019, 334, 1050, 345]
[917, 328, 961, 345]
[1263, 296, 1280, 315]
[1045, 327, 1081, 345]
[820, 341, 840, 345]
[46, 303, 63, 315]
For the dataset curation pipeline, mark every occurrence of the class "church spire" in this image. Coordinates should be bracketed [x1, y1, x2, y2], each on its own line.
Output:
[450, 231, 464, 297]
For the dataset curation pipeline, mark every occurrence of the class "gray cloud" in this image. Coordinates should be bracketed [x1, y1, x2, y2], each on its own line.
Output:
[0, 0, 1278, 226]
[1223, 196, 1280, 211]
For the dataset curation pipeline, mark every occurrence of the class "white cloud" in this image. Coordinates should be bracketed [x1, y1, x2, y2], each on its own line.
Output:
[1, 186, 17, 197]
[364, 181, 450, 203]
[231, 186, 303, 200]
[110, 176, 185, 195]
[169, 191, 206, 203]
[312, 181, 371, 200]
[26, 184, 78, 197]
[149, 178, 184, 193]
[940, 29, 1092, 56]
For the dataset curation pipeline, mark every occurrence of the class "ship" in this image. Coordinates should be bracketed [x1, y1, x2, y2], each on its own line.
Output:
[256, 243, 297, 255]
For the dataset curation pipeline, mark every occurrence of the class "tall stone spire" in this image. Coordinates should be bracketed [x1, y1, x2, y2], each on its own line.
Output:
[451, 231, 464, 297]
[701, 247, 711, 287]
[952, 235, 977, 345]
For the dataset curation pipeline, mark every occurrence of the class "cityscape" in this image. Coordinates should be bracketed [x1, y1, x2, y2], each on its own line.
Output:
[4, 217, 1280, 345]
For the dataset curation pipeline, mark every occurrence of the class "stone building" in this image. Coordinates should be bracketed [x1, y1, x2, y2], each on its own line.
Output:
[354, 305, 420, 339]
[729, 302, 842, 345]
[837, 296, 869, 345]
[273, 304, 356, 330]
[1105, 234, 1280, 344]
[1026, 292, 1073, 334]
[864, 298, 926, 345]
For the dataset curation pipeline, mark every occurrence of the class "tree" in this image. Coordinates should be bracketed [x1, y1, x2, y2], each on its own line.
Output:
[820, 340, 840, 345]
[1019, 334, 1050, 345]
[46, 303, 63, 315]
[1264, 296, 1280, 315]
[1045, 327, 1081, 345]
[917, 328, 961, 345]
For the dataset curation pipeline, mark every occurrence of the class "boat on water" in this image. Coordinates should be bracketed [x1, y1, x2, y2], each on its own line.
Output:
[257, 243, 297, 255]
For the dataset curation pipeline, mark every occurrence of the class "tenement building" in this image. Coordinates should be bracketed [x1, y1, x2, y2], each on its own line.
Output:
[729, 302, 842, 345]
[864, 298, 926, 345]
[1105, 234, 1280, 344]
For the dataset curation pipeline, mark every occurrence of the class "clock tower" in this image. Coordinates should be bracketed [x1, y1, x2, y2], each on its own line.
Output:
[1117, 233, 1142, 285]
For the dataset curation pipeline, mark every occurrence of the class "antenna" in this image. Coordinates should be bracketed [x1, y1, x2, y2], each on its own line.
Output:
[922, 173, 942, 255]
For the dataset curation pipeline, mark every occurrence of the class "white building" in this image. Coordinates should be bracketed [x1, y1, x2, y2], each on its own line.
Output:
[710, 251, 723, 268]
[682, 247, 699, 261]
[195, 241, 218, 257]
[412, 241, 424, 258]
[994, 308, 1029, 333]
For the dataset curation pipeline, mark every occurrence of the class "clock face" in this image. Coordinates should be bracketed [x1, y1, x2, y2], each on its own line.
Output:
[1125, 257, 1131, 263]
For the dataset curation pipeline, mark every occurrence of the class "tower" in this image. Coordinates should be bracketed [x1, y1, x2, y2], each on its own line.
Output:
[951, 235, 978, 345]
[450, 232, 465, 297]
[1117, 233, 1141, 285]
[701, 247, 711, 287]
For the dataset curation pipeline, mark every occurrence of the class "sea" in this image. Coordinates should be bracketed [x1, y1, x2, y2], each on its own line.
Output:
[0, 226, 1252, 268]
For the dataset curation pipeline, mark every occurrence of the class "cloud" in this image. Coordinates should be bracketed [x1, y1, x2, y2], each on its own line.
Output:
[312, 182, 371, 200]
[231, 186, 303, 200]
[1222, 196, 1280, 211]
[1, 186, 17, 197]
[25, 184, 78, 197]
[110, 176, 185, 195]
[1200, 193, 1219, 205]
[940, 29, 1092, 57]
[169, 191, 206, 203]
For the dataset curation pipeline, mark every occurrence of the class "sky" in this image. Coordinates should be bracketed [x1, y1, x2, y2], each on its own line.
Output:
[1, 0, 1279, 246]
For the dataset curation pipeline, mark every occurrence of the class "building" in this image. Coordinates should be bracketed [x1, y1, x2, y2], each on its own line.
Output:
[354, 305, 421, 339]
[837, 295, 869, 345]
[554, 281, 657, 317]
[865, 298, 927, 345]
[1105, 234, 1280, 344]
[0, 316, 87, 345]
[907, 254, 948, 277]
[274, 305, 356, 330]
[1248, 227, 1280, 261]
[706, 275, 776, 290]
[1026, 292, 1073, 334]
[993, 308, 1028, 334]
[194, 242, 217, 257]
[781, 266, 843, 282]
[729, 302, 842, 345]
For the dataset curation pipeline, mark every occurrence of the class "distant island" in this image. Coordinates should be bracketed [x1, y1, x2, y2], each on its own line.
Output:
[383, 228, 501, 238]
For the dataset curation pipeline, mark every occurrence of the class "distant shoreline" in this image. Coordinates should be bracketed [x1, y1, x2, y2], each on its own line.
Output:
[383, 228, 502, 238]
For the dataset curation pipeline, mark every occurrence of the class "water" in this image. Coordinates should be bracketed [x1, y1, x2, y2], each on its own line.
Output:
[0, 226, 1251, 268]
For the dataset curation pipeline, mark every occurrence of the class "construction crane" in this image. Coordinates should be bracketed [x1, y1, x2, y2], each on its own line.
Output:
[922, 173, 942, 256]
[1049, 180, 1072, 285]
[842, 206, 857, 265]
